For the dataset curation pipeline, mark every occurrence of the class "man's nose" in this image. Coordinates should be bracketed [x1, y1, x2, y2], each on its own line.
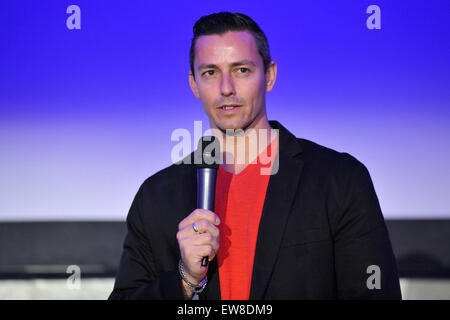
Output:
[220, 74, 235, 97]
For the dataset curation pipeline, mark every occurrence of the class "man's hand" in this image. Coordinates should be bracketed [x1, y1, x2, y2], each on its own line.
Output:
[176, 209, 220, 292]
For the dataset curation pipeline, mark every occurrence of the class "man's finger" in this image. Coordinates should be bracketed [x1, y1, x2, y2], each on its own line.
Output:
[178, 209, 220, 230]
[191, 232, 220, 253]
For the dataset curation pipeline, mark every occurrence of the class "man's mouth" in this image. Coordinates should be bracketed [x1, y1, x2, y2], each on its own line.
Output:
[218, 105, 242, 110]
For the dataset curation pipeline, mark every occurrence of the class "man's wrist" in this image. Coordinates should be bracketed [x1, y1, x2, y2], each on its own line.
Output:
[181, 279, 195, 299]
[178, 260, 208, 296]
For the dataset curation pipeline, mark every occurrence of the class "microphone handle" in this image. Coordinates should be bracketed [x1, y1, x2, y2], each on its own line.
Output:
[197, 168, 217, 267]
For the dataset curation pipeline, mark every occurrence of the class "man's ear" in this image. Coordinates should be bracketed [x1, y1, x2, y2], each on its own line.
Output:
[189, 71, 201, 99]
[265, 61, 277, 92]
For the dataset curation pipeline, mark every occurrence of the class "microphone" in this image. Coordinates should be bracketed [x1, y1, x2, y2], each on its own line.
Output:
[195, 135, 220, 267]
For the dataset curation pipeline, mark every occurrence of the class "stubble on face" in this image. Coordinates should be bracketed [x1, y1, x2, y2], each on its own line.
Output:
[192, 31, 269, 136]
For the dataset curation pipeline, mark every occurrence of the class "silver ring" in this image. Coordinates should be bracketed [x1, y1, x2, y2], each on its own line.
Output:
[192, 222, 199, 233]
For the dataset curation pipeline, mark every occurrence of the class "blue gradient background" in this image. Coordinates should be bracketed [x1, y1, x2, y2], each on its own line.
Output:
[0, 1, 449, 220]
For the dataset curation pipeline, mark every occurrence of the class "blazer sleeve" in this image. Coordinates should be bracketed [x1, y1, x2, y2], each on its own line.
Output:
[331, 156, 402, 300]
[108, 185, 184, 300]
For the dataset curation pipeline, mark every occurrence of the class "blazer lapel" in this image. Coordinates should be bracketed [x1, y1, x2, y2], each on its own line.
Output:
[249, 121, 304, 299]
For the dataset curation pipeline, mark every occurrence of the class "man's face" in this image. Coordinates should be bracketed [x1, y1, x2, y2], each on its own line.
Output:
[189, 31, 276, 132]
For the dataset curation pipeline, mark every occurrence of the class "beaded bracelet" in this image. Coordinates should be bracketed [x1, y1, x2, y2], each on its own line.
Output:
[178, 259, 208, 294]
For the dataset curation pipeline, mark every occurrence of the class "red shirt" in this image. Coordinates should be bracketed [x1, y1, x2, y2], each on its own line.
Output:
[214, 137, 278, 300]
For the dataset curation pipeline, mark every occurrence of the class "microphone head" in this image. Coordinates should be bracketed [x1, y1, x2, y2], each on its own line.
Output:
[195, 135, 220, 169]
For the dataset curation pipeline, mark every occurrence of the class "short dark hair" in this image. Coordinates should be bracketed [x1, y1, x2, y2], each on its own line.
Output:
[189, 12, 271, 79]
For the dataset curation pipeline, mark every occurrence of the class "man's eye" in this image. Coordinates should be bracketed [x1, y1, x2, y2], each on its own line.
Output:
[238, 67, 249, 73]
[203, 70, 215, 76]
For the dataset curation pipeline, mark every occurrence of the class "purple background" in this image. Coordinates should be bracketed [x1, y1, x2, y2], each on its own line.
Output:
[0, 1, 449, 220]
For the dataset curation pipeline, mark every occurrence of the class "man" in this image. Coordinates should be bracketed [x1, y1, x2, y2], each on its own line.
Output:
[109, 12, 401, 300]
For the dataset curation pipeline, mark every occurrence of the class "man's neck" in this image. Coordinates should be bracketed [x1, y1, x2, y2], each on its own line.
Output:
[213, 120, 275, 174]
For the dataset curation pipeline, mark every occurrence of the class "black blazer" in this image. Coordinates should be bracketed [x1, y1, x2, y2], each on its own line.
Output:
[109, 120, 401, 300]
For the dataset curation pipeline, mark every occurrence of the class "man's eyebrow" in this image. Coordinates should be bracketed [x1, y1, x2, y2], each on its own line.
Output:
[197, 63, 218, 71]
[197, 60, 257, 71]
[230, 60, 257, 68]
